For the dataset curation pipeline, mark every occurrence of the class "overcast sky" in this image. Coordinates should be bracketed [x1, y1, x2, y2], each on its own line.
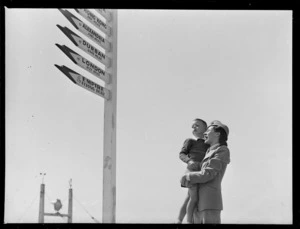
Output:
[5, 8, 292, 224]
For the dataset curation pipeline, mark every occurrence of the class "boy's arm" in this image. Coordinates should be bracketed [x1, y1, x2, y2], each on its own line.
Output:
[179, 139, 194, 163]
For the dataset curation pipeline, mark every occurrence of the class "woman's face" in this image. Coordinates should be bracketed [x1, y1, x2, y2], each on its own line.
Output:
[203, 126, 218, 145]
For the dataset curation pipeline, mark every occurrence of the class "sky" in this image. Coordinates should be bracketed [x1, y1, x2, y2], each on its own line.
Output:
[5, 8, 292, 224]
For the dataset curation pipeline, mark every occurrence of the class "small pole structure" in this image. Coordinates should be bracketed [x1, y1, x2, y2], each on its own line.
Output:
[38, 177, 73, 223]
[68, 179, 73, 223]
[102, 9, 117, 223]
[38, 173, 46, 223]
[39, 173, 46, 223]
[38, 184, 45, 223]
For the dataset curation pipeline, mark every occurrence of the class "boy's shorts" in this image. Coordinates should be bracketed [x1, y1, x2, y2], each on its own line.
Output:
[181, 162, 201, 188]
[187, 161, 201, 171]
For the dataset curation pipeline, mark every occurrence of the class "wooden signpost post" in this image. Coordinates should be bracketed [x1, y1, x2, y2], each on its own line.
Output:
[55, 9, 117, 223]
[102, 10, 117, 224]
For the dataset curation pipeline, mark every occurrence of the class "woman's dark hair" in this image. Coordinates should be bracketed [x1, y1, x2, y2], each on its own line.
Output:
[212, 126, 228, 146]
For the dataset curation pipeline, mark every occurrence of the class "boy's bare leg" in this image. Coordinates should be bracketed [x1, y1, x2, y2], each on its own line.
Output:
[186, 186, 198, 223]
[176, 193, 190, 223]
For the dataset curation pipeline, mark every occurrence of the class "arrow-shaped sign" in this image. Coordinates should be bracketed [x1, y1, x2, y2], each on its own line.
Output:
[95, 9, 112, 22]
[54, 64, 110, 100]
[55, 44, 110, 84]
[75, 9, 111, 36]
[58, 9, 111, 51]
[56, 25, 111, 68]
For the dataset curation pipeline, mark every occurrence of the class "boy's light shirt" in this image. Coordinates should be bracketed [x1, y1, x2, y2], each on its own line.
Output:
[186, 143, 220, 181]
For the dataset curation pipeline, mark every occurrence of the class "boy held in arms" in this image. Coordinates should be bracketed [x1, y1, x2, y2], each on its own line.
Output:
[176, 118, 209, 224]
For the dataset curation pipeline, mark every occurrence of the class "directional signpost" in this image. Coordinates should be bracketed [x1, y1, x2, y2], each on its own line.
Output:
[55, 65, 110, 100]
[55, 9, 117, 223]
[95, 9, 112, 22]
[75, 9, 111, 36]
[55, 44, 110, 83]
[102, 10, 117, 224]
[57, 25, 111, 67]
[58, 9, 111, 51]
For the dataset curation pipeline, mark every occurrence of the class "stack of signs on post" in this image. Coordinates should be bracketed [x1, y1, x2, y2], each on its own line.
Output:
[55, 44, 110, 84]
[55, 9, 112, 99]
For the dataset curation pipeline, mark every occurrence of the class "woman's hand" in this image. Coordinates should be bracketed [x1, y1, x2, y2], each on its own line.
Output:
[180, 174, 189, 187]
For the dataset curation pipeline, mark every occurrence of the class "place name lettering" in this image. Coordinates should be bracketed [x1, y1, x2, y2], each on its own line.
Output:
[82, 23, 105, 43]
[81, 58, 105, 76]
[81, 77, 105, 95]
[83, 9, 96, 20]
[83, 9, 107, 30]
[82, 40, 106, 60]
[95, 17, 107, 30]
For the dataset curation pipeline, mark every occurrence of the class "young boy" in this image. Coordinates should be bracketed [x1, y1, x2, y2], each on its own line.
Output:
[176, 119, 209, 224]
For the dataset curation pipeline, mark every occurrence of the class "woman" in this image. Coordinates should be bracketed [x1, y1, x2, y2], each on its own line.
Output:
[180, 120, 230, 224]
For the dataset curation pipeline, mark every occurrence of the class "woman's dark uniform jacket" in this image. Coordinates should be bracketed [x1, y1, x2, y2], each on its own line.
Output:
[183, 144, 230, 211]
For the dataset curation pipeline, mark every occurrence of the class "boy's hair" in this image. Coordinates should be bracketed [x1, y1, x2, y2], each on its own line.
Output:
[212, 126, 228, 146]
[193, 118, 207, 130]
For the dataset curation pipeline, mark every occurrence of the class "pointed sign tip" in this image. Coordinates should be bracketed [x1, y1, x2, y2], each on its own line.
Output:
[55, 44, 65, 52]
[56, 24, 63, 30]
[54, 64, 61, 69]
[56, 44, 78, 65]
[54, 64, 63, 72]
[60, 9, 80, 29]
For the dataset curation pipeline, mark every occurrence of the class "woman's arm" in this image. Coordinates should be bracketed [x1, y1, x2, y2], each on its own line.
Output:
[181, 147, 230, 185]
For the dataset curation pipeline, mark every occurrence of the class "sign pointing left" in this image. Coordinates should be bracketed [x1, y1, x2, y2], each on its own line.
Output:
[57, 25, 111, 68]
[58, 9, 111, 51]
[55, 43, 110, 84]
[75, 9, 111, 36]
[55, 65, 110, 100]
